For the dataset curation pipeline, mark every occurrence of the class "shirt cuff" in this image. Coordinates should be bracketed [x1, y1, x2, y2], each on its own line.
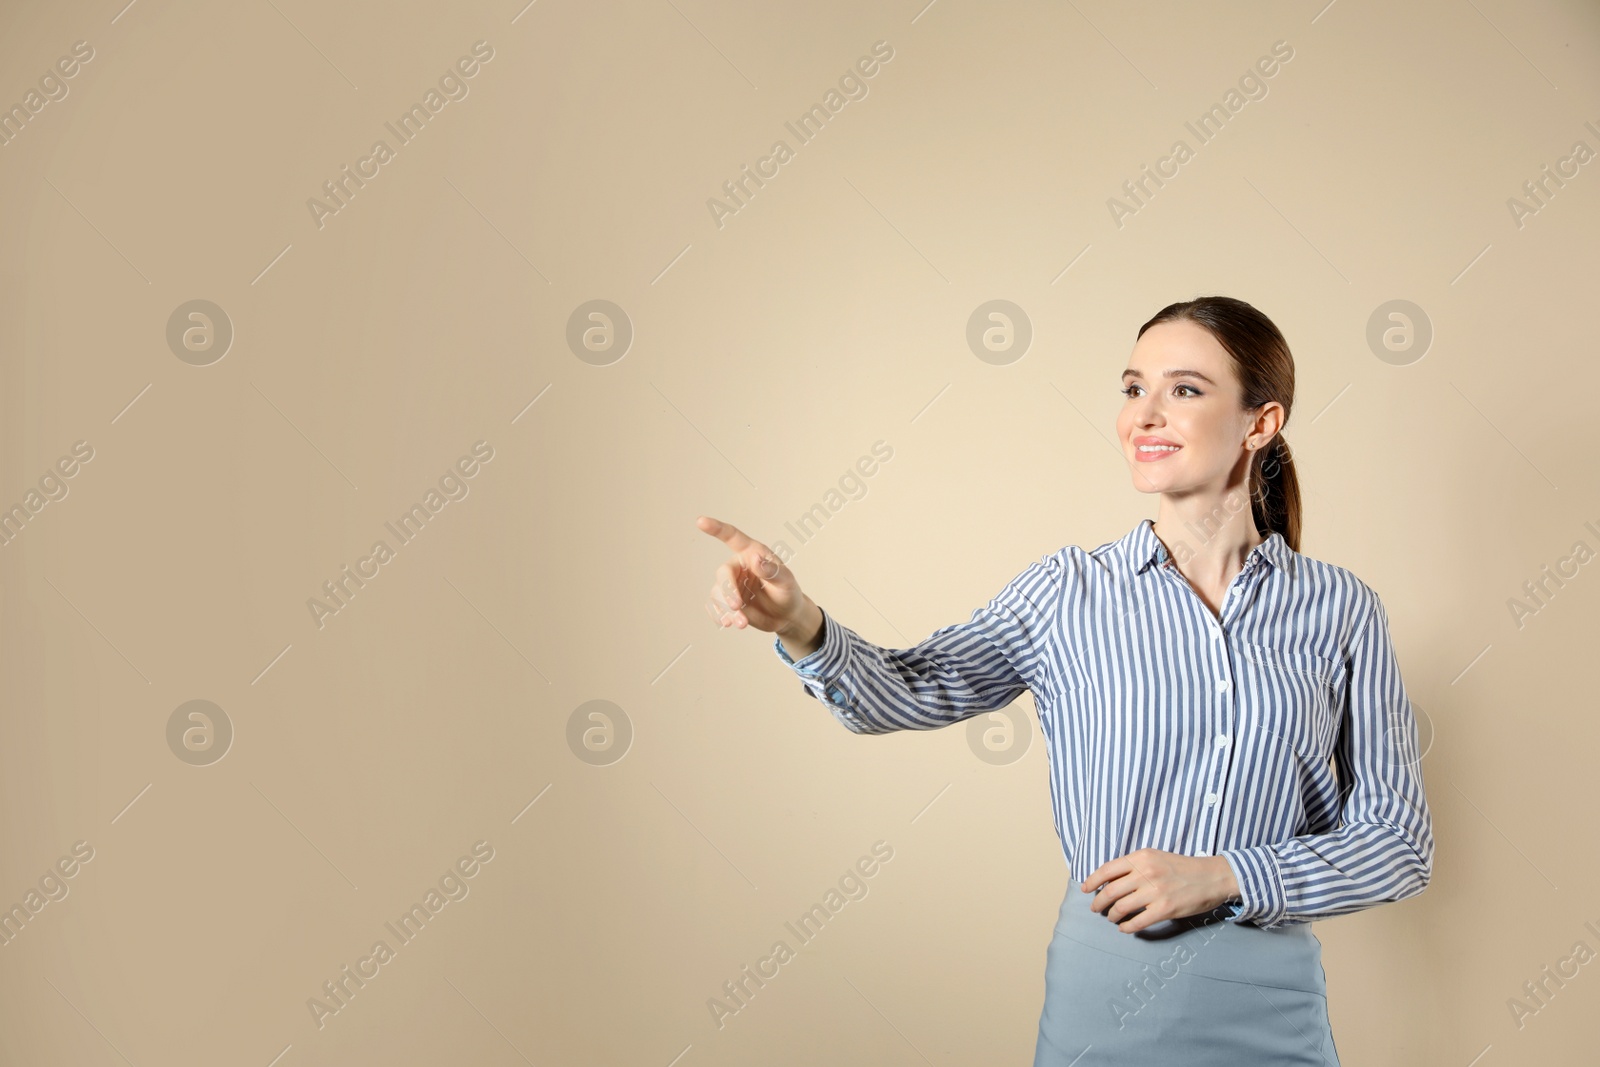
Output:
[1219, 845, 1287, 927]
[771, 609, 873, 732]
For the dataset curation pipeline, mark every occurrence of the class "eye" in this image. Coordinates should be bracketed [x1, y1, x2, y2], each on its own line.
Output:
[1122, 382, 1202, 398]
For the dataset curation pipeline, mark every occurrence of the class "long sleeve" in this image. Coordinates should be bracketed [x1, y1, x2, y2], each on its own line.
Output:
[771, 553, 1067, 735]
[1220, 592, 1435, 928]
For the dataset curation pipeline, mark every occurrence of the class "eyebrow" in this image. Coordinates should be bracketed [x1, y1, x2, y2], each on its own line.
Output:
[1121, 368, 1218, 386]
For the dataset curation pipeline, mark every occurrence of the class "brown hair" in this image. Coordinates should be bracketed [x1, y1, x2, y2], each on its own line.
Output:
[1136, 295, 1302, 552]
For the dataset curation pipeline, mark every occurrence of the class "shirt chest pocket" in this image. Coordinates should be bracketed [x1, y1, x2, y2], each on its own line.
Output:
[1239, 642, 1343, 762]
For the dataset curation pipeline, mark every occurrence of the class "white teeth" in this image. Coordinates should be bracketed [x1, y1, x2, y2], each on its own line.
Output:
[1138, 445, 1180, 452]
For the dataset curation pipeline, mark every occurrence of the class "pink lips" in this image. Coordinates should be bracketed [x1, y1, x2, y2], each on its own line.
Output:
[1132, 436, 1182, 463]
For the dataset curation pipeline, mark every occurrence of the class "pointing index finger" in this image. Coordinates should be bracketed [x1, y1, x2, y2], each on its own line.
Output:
[697, 515, 756, 553]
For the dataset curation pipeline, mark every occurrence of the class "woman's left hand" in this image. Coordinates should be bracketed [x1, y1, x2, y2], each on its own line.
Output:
[1079, 849, 1239, 933]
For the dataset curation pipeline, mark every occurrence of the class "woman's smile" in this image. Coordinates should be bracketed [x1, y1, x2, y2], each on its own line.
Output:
[1133, 435, 1184, 462]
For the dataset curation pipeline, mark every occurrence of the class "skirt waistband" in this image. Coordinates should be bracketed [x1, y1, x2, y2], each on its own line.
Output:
[1057, 878, 1326, 995]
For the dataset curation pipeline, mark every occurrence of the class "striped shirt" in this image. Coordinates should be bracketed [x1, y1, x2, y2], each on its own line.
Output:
[773, 517, 1434, 928]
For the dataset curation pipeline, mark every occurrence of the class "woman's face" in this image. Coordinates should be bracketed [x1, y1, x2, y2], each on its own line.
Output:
[1115, 319, 1277, 497]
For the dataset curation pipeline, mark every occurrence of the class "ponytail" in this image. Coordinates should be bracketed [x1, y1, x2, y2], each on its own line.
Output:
[1250, 435, 1301, 553]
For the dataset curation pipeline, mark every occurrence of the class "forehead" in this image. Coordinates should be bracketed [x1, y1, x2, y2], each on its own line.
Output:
[1128, 319, 1230, 368]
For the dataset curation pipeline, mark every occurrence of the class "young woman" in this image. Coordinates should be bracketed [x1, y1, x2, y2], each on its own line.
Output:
[697, 295, 1434, 1065]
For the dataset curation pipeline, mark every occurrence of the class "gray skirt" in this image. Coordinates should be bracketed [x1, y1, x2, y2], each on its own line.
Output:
[1034, 878, 1341, 1066]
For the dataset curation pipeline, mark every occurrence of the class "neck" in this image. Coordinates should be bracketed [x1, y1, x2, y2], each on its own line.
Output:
[1150, 492, 1264, 576]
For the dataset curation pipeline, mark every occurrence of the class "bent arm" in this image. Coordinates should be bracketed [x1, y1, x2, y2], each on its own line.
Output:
[1220, 594, 1435, 928]
[772, 553, 1067, 735]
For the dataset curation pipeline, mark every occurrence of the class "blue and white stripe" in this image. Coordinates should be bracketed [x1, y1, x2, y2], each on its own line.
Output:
[773, 517, 1434, 928]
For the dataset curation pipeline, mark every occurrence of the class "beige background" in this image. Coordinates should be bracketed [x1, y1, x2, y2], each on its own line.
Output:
[1, 0, 1597, 1063]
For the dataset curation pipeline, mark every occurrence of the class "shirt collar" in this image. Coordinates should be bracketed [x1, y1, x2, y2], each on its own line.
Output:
[1126, 517, 1294, 577]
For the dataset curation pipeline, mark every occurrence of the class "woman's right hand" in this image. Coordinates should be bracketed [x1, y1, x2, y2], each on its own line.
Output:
[696, 515, 811, 636]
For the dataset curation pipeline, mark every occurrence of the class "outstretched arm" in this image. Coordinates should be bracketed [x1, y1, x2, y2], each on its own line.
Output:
[772, 553, 1069, 735]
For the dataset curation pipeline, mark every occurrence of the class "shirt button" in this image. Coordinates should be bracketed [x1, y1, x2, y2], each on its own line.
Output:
[1214, 734, 1229, 749]
[1215, 679, 1229, 692]
[1204, 792, 1218, 806]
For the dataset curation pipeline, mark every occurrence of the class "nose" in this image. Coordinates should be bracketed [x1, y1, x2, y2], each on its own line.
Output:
[1132, 393, 1166, 428]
